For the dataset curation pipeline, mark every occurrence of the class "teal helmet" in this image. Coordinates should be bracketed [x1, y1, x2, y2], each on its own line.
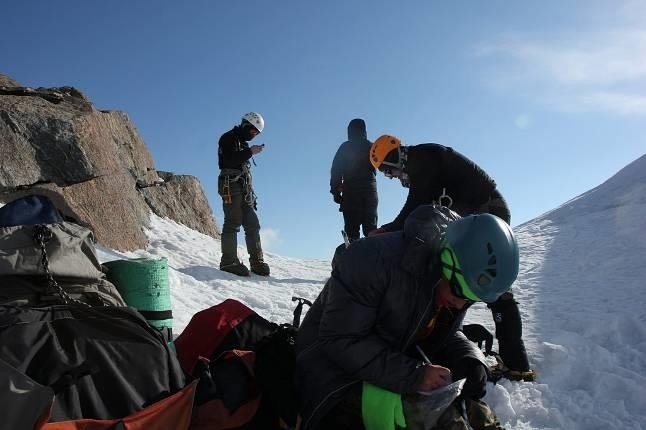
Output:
[441, 213, 519, 303]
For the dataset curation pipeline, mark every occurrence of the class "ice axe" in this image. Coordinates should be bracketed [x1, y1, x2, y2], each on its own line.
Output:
[291, 296, 313, 328]
[341, 230, 351, 248]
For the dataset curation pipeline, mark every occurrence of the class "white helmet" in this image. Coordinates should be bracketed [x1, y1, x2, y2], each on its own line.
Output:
[241, 112, 265, 133]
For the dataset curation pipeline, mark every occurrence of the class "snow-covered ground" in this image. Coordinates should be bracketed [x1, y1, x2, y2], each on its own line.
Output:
[97, 154, 646, 430]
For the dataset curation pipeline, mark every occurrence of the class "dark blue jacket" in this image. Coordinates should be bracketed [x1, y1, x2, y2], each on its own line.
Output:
[330, 119, 377, 195]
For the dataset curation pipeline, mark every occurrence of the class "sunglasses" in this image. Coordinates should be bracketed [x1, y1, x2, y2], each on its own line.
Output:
[379, 160, 403, 178]
[440, 246, 481, 302]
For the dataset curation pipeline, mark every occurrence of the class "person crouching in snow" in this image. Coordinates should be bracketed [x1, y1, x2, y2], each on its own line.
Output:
[295, 205, 519, 430]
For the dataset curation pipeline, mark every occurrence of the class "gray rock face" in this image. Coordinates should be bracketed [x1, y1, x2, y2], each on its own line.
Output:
[0, 74, 220, 250]
[0, 74, 20, 87]
[140, 172, 220, 238]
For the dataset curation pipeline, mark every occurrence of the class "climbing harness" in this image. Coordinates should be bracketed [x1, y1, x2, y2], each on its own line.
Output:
[219, 169, 241, 204]
[219, 164, 257, 207]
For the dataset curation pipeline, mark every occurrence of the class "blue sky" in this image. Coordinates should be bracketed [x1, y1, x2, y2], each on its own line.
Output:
[2, 1, 645, 259]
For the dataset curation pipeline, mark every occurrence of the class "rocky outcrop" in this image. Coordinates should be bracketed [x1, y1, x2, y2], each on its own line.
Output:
[0, 75, 20, 87]
[0, 73, 220, 250]
[140, 172, 220, 238]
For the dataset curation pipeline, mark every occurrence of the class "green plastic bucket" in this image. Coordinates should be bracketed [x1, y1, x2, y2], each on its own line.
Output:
[104, 257, 172, 332]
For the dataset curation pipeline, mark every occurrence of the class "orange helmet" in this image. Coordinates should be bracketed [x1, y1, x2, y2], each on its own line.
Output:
[370, 135, 401, 170]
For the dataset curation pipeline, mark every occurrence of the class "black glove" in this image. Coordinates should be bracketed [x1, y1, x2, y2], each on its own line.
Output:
[333, 193, 343, 204]
[462, 324, 494, 355]
[453, 358, 488, 400]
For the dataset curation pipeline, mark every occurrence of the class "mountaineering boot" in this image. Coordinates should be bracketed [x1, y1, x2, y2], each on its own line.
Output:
[489, 352, 537, 382]
[250, 260, 270, 276]
[220, 230, 241, 267]
[506, 368, 537, 382]
[220, 261, 250, 277]
[434, 399, 506, 430]
[488, 292, 531, 372]
[246, 229, 269, 276]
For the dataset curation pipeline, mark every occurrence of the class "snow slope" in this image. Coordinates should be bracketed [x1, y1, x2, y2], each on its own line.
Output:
[97, 154, 646, 429]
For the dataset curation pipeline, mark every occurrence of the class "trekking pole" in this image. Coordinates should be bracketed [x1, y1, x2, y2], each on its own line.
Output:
[341, 230, 351, 248]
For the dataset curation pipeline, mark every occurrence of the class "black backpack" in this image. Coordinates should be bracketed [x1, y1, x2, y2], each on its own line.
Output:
[174, 298, 310, 430]
[0, 304, 187, 423]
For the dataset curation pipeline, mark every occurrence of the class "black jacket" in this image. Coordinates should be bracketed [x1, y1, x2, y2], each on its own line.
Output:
[330, 119, 377, 195]
[295, 207, 483, 430]
[218, 126, 252, 170]
[381, 144, 510, 232]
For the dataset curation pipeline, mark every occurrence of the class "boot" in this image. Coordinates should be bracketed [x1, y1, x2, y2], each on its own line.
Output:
[250, 260, 270, 276]
[246, 230, 269, 276]
[489, 353, 537, 382]
[220, 230, 241, 267]
[220, 261, 250, 277]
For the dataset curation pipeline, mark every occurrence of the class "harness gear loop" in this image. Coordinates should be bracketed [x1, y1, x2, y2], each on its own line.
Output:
[220, 164, 257, 208]
[241, 163, 258, 207]
[221, 176, 234, 204]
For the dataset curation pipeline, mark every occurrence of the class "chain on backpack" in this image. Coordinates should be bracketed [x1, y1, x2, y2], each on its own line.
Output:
[33, 224, 94, 307]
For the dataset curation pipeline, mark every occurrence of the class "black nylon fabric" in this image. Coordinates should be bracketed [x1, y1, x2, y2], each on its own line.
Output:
[330, 119, 376, 191]
[488, 293, 530, 371]
[218, 127, 253, 170]
[381, 143, 511, 232]
[0, 304, 186, 421]
[0, 357, 53, 430]
[214, 311, 279, 357]
[340, 189, 378, 240]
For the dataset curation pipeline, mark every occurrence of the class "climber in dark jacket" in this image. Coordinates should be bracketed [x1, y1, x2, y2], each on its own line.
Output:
[330, 118, 378, 241]
[295, 205, 521, 430]
[369, 134, 533, 376]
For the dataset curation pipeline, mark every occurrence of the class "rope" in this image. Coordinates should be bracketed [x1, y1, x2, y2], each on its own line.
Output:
[241, 163, 257, 207]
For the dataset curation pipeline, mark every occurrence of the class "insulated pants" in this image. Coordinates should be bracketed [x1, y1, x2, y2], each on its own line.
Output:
[341, 189, 378, 241]
[218, 179, 263, 266]
[488, 291, 530, 371]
